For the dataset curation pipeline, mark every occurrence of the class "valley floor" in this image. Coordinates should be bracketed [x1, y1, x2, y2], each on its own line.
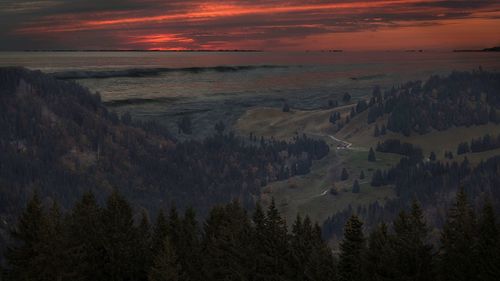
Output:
[234, 105, 500, 225]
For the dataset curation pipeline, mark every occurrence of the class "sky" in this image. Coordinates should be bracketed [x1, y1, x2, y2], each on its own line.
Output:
[0, 0, 499, 51]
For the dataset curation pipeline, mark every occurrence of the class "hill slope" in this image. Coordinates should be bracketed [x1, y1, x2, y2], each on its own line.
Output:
[235, 70, 500, 245]
[0, 67, 330, 252]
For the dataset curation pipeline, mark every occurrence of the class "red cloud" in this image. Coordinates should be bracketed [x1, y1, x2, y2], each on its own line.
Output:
[5, 0, 500, 50]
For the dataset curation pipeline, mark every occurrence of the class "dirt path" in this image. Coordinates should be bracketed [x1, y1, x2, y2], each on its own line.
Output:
[318, 189, 329, 196]
[328, 134, 353, 149]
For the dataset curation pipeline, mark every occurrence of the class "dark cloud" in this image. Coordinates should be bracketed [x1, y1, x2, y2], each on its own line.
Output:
[411, 0, 499, 9]
[0, 0, 499, 50]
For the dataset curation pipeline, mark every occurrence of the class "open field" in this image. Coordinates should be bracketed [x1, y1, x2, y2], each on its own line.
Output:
[337, 111, 500, 163]
[235, 105, 500, 225]
[235, 105, 398, 224]
[234, 105, 354, 140]
[259, 149, 397, 224]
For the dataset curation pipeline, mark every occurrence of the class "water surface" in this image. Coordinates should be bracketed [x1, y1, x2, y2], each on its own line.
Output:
[1, 51, 499, 137]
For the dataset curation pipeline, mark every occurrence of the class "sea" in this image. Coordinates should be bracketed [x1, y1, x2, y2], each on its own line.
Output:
[1, 51, 499, 138]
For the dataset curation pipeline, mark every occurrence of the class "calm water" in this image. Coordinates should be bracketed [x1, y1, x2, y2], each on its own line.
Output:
[1, 51, 499, 137]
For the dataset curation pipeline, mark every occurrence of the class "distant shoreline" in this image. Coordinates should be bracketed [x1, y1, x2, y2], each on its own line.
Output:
[12, 48, 499, 53]
[22, 49, 263, 53]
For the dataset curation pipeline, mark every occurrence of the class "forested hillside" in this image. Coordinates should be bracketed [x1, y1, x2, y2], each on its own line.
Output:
[374, 70, 500, 135]
[329, 70, 500, 135]
[323, 153, 500, 241]
[322, 70, 500, 243]
[2, 67, 499, 280]
[0, 67, 329, 256]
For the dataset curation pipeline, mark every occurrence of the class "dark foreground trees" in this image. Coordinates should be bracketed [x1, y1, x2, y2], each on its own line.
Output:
[3, 190, 500, 281]
[2, 192, 336, 281]
[338, 215, 365, 281]
[339, 193, 499, 281]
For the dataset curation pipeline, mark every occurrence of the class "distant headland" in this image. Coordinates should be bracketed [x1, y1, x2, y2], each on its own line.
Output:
[305, 50, 343, 52]
[453, 46, 500, 52]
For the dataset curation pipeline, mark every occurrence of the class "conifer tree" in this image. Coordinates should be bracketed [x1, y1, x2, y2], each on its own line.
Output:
[439, 190, 476, 281]
[137, 211, 153, 281]
[371, 169, 384, 187]
[152, 209, 169, 257]
[338, 215, 365, 281]
[475, 201, 500, 281]
[359, 170, 365, 180]
[167, 207, 181, 247]
[251, 203, 269, 280]
[179, 208, 202, 281]
[429, 151, 436, 161]
[148, 238, 181, 281]
[304, 223, 336, 281]
[289, 215, 336, 280]
[65, 191, 105, 281]
[283, 102, 290, 112]
[368, 147, 376, 162]
[341, 168, 349, 181]
[5, 192, 46, 281]
[352, 180, 360, 193]
[101, 190, 140, 281]
[289, 214, 312, 280]
[342, 92, 351, 103]
[262, 198, 290, 279]
[38, 202, 68, 281]
[214, 121, 225, 135]
[364, 223, 395, 280]
[373, 125, 380, 137]
[380, 125, 387, 135]
[392, 200, 434, 281]
[202, 201, 252, 280]
[7, 201, 68, 281]
[252, 203, 266, 231]
[166, 206, 183, 278]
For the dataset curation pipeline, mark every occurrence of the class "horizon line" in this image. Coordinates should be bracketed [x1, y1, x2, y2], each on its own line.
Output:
[0, 46, 497, 53]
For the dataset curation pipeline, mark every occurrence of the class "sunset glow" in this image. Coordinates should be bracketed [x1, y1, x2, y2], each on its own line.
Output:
[1, 0, 499, 50]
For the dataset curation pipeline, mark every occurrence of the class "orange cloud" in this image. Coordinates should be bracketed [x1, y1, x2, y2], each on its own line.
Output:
[5, 0, 500, 50]
[18, 0, 437, 33]
[131, 34, 195, 44]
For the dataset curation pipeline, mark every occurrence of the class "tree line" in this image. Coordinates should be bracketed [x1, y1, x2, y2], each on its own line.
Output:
[336, 191, 500, 281]
[3, 189, 499, 281]
[2, 191, 334, 281]
[457, 132, 500, 154]
[375, 139, 423, 162]
[329, 99, 370, 132]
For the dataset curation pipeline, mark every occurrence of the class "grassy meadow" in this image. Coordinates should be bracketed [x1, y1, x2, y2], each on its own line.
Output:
[235, 104, 500, 224]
